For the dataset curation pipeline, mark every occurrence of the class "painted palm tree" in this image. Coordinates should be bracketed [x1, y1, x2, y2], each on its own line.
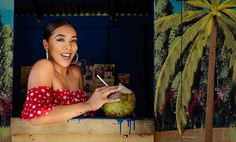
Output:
[154, 0, 236, 141]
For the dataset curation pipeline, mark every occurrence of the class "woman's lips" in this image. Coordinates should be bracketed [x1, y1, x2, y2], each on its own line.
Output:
[60, 53, 71, 59]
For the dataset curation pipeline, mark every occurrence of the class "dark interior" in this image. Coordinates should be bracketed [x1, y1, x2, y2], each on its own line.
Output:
[15, 0, 152, 17]
[13, 0, 154, 118]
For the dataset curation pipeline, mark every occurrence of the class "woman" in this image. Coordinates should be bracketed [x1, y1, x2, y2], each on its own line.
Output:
[21, 19, 121, 125]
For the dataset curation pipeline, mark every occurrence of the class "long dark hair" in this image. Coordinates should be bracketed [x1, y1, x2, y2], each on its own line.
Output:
[43, 19, 77, 41]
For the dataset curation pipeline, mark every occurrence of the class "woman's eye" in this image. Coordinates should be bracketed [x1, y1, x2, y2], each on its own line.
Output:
[56, 39, 64, 42]
[71, 39, 77, 43]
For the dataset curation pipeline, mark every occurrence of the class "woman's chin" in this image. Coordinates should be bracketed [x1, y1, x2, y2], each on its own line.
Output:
[58, 60, 72, 67]
[63, 62, 71, 67]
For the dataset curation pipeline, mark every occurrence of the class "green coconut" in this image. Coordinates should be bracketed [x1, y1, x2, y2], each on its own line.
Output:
[103, 85, 136, 117]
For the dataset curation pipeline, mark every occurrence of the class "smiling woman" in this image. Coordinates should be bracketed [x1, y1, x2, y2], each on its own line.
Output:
[42, 20, 78, 68]
[20, 19, 121, 125]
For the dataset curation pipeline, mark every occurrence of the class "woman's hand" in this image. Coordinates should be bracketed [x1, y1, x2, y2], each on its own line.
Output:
[86, 86, 121, 111]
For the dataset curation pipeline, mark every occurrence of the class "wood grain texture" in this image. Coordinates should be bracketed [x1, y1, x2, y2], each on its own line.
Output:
[11, 118, 154, 135]
[11, 118, 155, 142]
[12, 134, 153, 142]
[155, 128, 236, 142]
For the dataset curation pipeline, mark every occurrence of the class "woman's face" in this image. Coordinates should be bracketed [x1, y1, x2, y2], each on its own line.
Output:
[44, 25, 78, 67]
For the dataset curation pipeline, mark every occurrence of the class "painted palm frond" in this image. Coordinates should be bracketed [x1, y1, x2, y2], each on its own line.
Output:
[218, 0, 236, 10]
[215, 0, 222, 6]
[217, 12, 236, 85]
[219, 12, 236, 32]
[154, 14, 212, 116]
[154, 0, 236, 134]
[181, 16, 212, 108]
[217, 16, 236, 60]
[155, 10, 207, 33]
[176, 18, 213, 133]
[232, 60, 236, 84]
[186, 0, 212, 9]
[222, 9, 236, 23]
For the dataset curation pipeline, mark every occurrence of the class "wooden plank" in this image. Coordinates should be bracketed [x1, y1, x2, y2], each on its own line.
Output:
[11, 118, 155, 135]
[12, 134, 153, 142]
[155, 128, 236, 142]
[1, 137, 11, 142]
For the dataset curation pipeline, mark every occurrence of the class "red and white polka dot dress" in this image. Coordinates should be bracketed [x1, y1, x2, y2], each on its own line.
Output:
[21, 86, 95, 120]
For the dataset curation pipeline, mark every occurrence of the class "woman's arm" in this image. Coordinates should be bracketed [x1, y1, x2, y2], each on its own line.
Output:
[25, 60, 120, 125]
[30, 86, 120, 126]
[31, 101, 92, 125]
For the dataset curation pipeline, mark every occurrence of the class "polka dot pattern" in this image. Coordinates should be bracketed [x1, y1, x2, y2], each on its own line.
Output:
[52, 89, 87, 105]
[21, 86, 55, 120]
[21, 86, 95, 120]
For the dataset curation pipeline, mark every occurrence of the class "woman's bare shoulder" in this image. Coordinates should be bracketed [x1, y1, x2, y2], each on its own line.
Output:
[31, 59, 54, 74]
[69, 65, 84, 90]
[69, 65, 83, 77]
[33, 59, 53, 67]
[28, 59, 54, 89]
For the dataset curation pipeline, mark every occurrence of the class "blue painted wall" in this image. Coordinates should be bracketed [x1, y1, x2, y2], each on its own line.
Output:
[13, 16, 153, 118]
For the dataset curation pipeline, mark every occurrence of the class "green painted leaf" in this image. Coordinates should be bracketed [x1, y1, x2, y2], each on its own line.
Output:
[218, 0, 236, 10]
[222, 9, 236, 23]
[176, 17, 212, 134]
[186, 0, 212, 10]
[154, 10, 207, 33]
[154, 14, 212, 117]
[217, 16, 236, 70]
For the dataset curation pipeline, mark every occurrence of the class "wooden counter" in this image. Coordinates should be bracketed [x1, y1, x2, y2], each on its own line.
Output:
[11, 118, 154, 142]
[155, 128, 236, 142]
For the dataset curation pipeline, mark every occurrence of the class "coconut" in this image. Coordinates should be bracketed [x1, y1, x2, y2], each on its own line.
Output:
[103, 85, 136, 117]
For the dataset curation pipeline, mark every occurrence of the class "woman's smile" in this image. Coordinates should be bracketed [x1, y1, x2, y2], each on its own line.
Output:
[60, 52, 71, 59]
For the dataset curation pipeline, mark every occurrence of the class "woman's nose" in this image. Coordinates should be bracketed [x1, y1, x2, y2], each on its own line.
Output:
[64, 42, 71, 50]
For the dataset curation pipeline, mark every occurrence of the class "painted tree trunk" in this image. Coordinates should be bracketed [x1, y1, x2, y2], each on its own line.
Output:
[204, 1, 218, 142]
[204, 17, 217, 142]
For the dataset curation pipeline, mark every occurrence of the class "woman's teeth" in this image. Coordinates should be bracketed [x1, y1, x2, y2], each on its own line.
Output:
[61, 53, 70, 57]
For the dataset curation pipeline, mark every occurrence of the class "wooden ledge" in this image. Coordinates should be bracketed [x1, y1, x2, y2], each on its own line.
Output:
[155, 128, 236, 142]
[11, 118, 154, 135]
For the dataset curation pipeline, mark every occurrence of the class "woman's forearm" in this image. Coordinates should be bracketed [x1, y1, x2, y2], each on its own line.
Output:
[30, 102, 92, 126]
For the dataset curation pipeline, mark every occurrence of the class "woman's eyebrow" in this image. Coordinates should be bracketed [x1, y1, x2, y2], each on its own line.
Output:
[54, 34, 77, 39]
[71, 36, 77, 39]
[54, 34, 65, 38]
